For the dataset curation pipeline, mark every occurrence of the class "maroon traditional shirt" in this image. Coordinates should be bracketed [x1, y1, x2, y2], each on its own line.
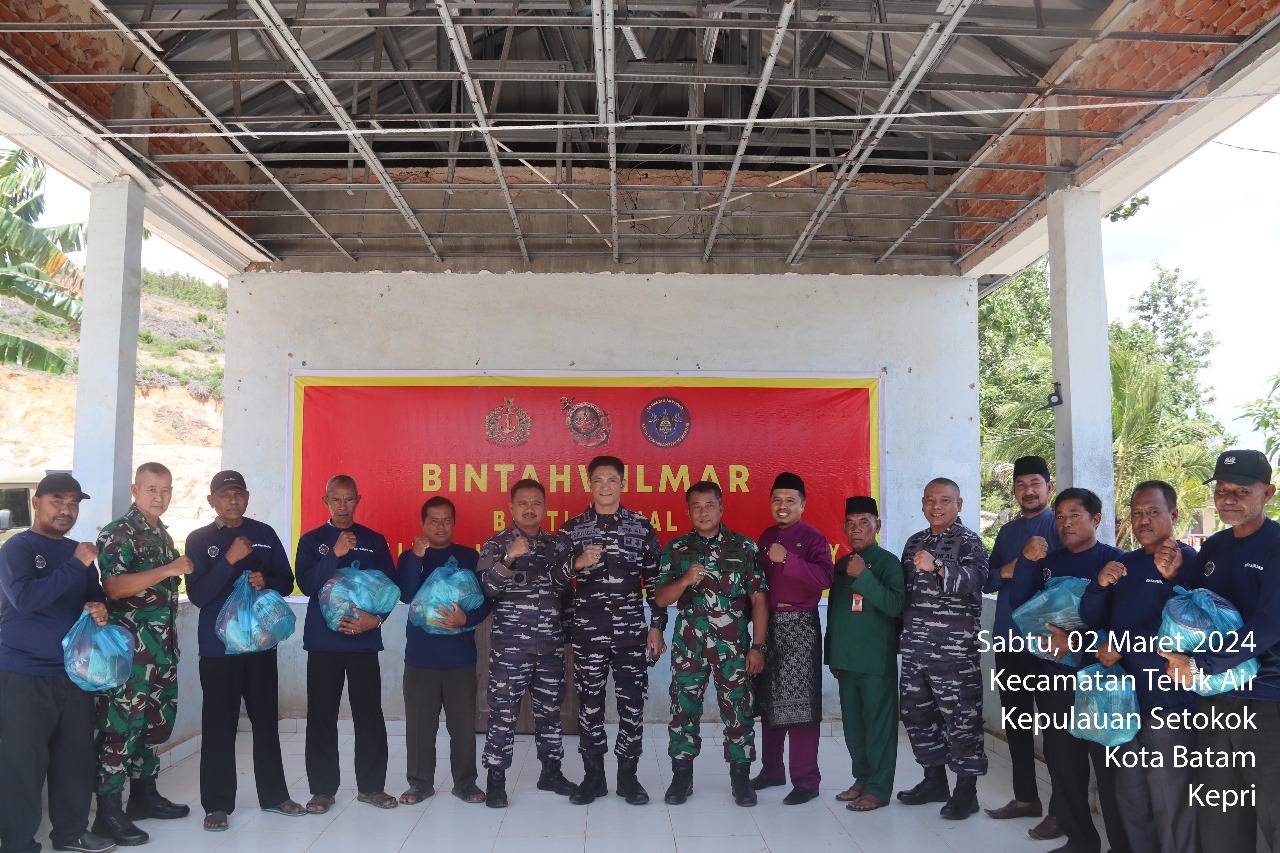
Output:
[757, 520, 834, 613]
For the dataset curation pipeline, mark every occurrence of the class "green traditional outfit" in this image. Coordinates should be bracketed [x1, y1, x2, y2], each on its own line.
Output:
[825, 541, 904, 802]
[95, 506, 181, 795]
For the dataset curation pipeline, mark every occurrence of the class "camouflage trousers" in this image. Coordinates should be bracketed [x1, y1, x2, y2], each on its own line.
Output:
[668, 615, 754, 763]
[482, 646, 565, 770]
[572, 640, 648, 758]
[95, 627, 178, 795]
[899, 651, 987, 776]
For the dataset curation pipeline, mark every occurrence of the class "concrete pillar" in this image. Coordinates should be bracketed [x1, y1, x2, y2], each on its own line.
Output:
[1047, 187, 1116, 544]
[72, 178, 145, 541]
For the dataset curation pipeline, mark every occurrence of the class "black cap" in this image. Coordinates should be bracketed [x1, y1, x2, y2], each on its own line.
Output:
[1205, 450, 1273, 486]
[34, 473, 89, 500]
[1012, 455, 1051, 480]
[845, 496, 878, 517]
[771, 471, 805, 498]
[210, 470, 248, 495]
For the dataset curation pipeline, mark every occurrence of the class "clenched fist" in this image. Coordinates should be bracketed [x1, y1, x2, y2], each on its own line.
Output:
[1097, 561, 1126, 588]
[165, 555, 194, 577]
[505, 536, 530, 562]
[1022, 536, 1049, 562]
[74, 542, 99, 567]
[333, 530, 358, 558]
[226, 536, 254, 565]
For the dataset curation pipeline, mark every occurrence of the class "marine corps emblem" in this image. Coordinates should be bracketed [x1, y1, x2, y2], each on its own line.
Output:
[1204, 560, 1215, 577]
[485, 397, 532, 447]
[560, 396, 611, 447]
[1041, 566, 1052, 583]
[34, 555, 46, 569]
[318, 543, 329, 556]
[640, 396, 691, 448]
[208, 545, 220, 559]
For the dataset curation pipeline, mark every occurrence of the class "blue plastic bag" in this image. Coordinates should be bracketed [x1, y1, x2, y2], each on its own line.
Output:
[1012, 576, 1090, 668]
[1158, 586, 1259, 696]
[1070, 663, 1139, 746]
[409, 556, 486, 635]
[216, 571, 296, 654]
[62, 610, 134, 691]
[318, 563, 399, 632]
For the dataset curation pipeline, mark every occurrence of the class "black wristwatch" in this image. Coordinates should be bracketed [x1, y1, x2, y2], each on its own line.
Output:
[933, 557, 945, 573]
[750, 642, 767, 654]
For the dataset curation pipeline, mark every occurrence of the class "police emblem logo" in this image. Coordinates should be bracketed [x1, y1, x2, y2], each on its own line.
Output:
[485, 397, 532, 447]
[640, 396, 691, 448]
[1204, 560, 1215, 577]
[34, 554, 46, 569]
[319, 543, 330, 555]
[560, 396, 611, 447]
[208, 545, 220, 558]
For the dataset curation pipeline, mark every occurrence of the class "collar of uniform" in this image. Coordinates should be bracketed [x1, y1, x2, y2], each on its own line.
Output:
[690, 525, 726, 545]
[125, 503, 167, 534]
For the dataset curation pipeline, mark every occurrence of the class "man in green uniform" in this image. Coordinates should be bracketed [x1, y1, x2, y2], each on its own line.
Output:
[826, 496, 904, 813]
[653, 480, 768, 808]
[92, 463, 193, 847]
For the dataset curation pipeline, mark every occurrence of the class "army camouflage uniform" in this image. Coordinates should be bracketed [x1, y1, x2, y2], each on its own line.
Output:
[899, 520, 989, 777]
[95, 505, 181, 795]
[657, 525, 766, 763]
[478, 526, 575, 770]
[558, 506, 665, 759]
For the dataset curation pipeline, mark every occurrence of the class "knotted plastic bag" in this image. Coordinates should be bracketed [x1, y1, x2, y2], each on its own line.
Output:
[409, 556, 485, 635]
[1013, 576, 1090, 668]
[1158, 586, 1259, 696]
[62, 610, 134, 691]
[216, 571, 296, 654]
[318, 563, 399, 631]
[1070, 663, 1139, 746]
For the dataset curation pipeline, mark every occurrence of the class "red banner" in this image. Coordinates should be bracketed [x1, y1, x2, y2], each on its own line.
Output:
[291, 375, 879, 564]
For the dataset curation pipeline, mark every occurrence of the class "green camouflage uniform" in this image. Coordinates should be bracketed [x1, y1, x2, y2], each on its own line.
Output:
[657, 524, 766, 763]
[95, 505, 180, 795]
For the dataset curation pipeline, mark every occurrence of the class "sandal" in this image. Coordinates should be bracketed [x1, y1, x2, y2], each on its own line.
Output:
[262, 800, 306, 816]
[357, 790, 399, 809]
[305, 794, 335, 814]
[399, 786, 434, 805]
[203, 811, 229, 832]
[835, 783, 865, 802]
[847, 793, 889, 812]
[451, 783, 486, 804]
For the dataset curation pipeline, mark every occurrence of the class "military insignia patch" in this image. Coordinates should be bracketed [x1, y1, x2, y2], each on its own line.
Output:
[34, 555, 46, 569]
[640, 396, 691, 448]
[1204, 561, 1215, 577]
[560, 396, 611, 447]
[485, 397, 532, 447]
[319, 543, 330, 555]
[208, 545, 220, 558]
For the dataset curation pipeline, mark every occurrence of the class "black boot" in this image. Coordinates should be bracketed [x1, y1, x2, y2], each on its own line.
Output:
[615, 756, 649, 805]
[896, 765, 949, 805]
[90, 794, 148, 847]
[730, 762, 756, 807]
[536, 759, 577, 797]
[664, 758, 694, 805]
[940, 774, 979, 819]
[125, 776, 189, 820]
[570, 753, 608, 805]
[485, 768, 508, 809]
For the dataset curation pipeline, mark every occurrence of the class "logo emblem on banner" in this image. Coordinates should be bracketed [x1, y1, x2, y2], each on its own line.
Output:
[640, 396, 691, 448]
[485, 397, 532, 447]
[561, 396, 611, 447]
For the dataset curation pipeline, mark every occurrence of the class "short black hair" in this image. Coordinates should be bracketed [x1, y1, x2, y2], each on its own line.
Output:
[686, 480, 722, 502]
[1132, 480, 1178, 510]
[421, 495, 456, 522]
[1054, 487, 1102, 516]
[510, 478, 545, 501]
[587, 455, 625, 479]
[926, 477, 960, 494]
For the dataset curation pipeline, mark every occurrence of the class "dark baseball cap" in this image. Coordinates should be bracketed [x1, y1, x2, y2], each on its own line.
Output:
[209, 470, 248, 495]
[1205, 449, 1273, 486]
[35, 472, 90, 500]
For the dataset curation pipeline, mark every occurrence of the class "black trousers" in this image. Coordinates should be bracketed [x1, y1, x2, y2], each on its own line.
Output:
[403, 664, 478, 791]
[0, 671, 95, 853]
[1114, 718, 1199, 853]
[1197, 694, 1280, 853]
[1040, 682, 1130, 853]
[305, 652, 387, 796]
[994, 650, 1052, 805]
[199, 651, 291, 813]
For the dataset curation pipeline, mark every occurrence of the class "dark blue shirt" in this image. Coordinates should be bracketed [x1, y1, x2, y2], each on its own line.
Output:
[395, 544, 493, 670]
[0, 530, 106, 676]
[185, 518, 296, 658]
[1186, 517, 1280, 702]
[985, 509, 1061, 647]
[1079, 543, 1199, 715]
[296, 520, 395, 653]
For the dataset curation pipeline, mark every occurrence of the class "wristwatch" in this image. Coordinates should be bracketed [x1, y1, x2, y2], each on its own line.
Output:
[1187, 656, 1200, 683]
[750, 642, 767, 654]
[933, 557, 945, 573]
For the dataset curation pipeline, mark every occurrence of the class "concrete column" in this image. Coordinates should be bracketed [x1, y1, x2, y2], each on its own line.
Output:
[72, 178, 145, 541]
[1047, 187, 1116, 544]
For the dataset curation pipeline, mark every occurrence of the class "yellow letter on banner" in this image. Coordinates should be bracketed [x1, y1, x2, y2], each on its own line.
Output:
[423, 464, 442, 491]
[729, 465, 749, 493]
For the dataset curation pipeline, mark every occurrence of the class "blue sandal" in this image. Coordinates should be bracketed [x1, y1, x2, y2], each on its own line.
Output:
[203, 811, 229, 832]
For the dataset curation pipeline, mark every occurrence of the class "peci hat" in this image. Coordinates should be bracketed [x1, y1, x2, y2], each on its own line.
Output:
[1012, 455, 1052, 481]
[771, 471, 806, 498]
[210, 470, 248, 495]
[844, 496, 878, 517]
[34, 472, 89, 500]
[1205, 450, 1273, 486]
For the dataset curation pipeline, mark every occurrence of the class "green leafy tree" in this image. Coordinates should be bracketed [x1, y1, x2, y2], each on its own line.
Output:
[1240, 371, 1280, 521]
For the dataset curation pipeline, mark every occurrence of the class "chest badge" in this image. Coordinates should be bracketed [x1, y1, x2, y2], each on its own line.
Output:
[1203, 561, 1215, 577]
[319, 543, 330, 555]
[208, 545, 220, 558]
[35, 555, 46, 569]
[1042, 566, 1052, 582]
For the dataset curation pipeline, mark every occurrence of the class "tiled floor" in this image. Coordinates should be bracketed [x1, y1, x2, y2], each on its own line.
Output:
[39, 723, 1100, 853]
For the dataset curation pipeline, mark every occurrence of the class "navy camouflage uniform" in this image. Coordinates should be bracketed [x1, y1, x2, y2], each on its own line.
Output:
[899, 520, 989, 776]
[478, 526, 575, 770]
[558, 506, 665, 759]
[94, 505, 181, 795]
